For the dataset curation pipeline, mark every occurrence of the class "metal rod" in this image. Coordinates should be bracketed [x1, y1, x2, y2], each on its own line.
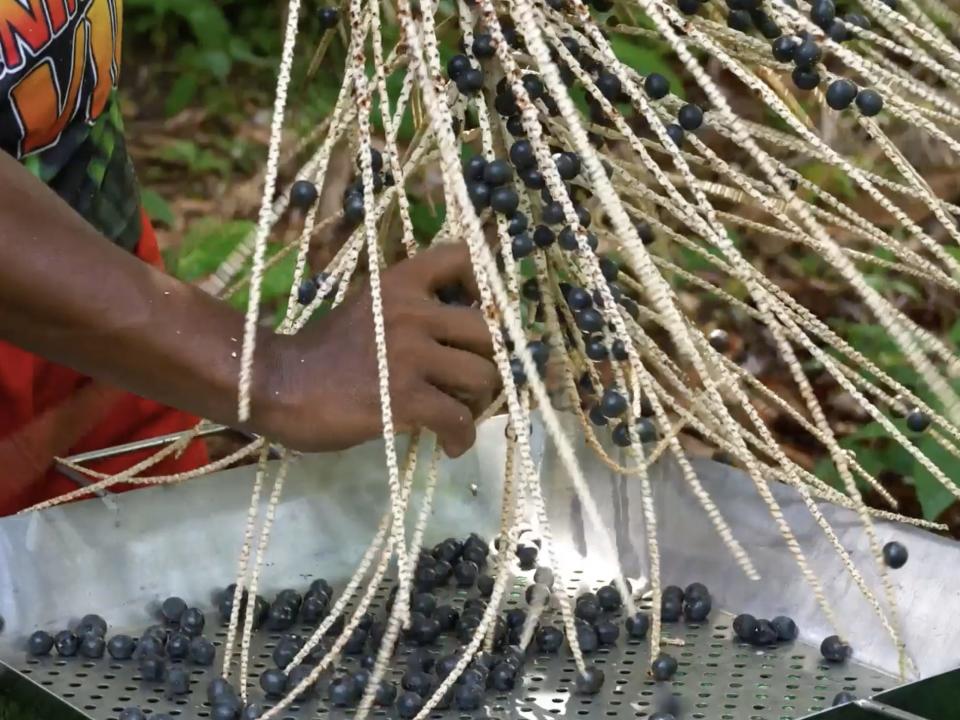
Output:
[60, 424, 233, 465]
[856, 699, 934, 720]
[56, 463, 110, 498]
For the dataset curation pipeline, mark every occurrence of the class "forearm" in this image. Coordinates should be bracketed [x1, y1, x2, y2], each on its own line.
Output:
[0, 150, 276, 431]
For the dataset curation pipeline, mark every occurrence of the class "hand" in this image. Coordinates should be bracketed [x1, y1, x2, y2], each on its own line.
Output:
[257, 243, 500, 457]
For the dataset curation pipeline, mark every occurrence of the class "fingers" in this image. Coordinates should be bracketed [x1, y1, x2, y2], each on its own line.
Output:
[411, 382, 477, 458]
[421, 345, 501, 414]
[401, 242, 482, 303]
[425, 304, 495, 358]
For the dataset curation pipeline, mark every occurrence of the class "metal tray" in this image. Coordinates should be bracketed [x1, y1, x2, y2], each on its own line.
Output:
[1, 413, 957, 719]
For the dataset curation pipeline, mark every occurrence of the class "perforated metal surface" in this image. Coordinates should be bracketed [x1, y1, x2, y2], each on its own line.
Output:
[6, 569, 892, 720]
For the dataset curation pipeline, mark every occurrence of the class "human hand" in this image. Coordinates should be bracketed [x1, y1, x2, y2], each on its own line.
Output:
[257, 243, 500, 457]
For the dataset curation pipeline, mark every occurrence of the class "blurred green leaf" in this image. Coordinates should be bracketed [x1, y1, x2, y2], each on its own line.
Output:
[140, 188, 175, 227]
[174, 219, 255, 282]
[164, 74, 198, 116]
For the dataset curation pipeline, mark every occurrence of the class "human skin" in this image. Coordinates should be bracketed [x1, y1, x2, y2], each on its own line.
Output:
[0, 148, 499, 461]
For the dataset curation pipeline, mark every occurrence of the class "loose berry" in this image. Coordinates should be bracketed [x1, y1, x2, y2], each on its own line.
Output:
[55, 631, 79, 657]
[138, 654, 166, 682]
[651, 653, 678, 681]
[78, 614, 108, 637]
[376, 681, 398, 707]
[241, 705, 263, 720]
[454, 560, 480, 587]
[821, 635, 852, 662]
[597, 584, 622, 610]
[80, 634, 106, 659]
[161, 597, 187, 625]
[833, 691, 856, 706]
[189, 636, 216, 666]
[575, 665, 605, 694]
[526, 583, 551, 606]
[327, 674, 358, 706]
[208, 678, 238, 705]
[678, 0, 701, 13]
[535, 626, 564, 653]
[661, 595, 682, 622]
[28, 631, 54, 656]
[454, 683, 483, 710]
[752, 619, 778, 646]
[596, 620, 620, 645]
[626, 612, 650, 639]
[168, 667, 191, 695]
[516, 543, 539, 570]
[684, 596, 711, 623]
[259, 668, 288, 698]
[771, 616, 799, 641]
[576, 624, 599, 653]
[883, 541, 908, 568]
[733, 614, 757, 641]
[612, 422, 633, 447]
[575, 596, 601, 623]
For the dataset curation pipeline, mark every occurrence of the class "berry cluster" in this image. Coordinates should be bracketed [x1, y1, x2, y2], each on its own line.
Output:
[732, 612, 800, 647]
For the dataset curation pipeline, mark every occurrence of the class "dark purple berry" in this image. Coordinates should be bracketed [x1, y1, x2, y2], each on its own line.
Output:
[651, 653, 678, 681]
[821, 635, 852, 662]
[28, 631, 54, 656]
[826, 79, 858, 110]
[883, 541, 908, 568]
[55, 631, 79, 657]
[575, 665, 604, 694]
[626, 612, 650, 639]
[290, 180, 318, 210]
[771, 616, 799, 641]
[319, 7, 340, 29]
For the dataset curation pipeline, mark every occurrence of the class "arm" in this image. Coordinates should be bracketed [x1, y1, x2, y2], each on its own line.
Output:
[0, 150, 498, 458]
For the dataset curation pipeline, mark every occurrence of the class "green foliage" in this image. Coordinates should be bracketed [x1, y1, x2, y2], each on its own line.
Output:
[125, 1, 282, 116]
[815, 313, 960, 520]
[168, 218, 296, 324]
